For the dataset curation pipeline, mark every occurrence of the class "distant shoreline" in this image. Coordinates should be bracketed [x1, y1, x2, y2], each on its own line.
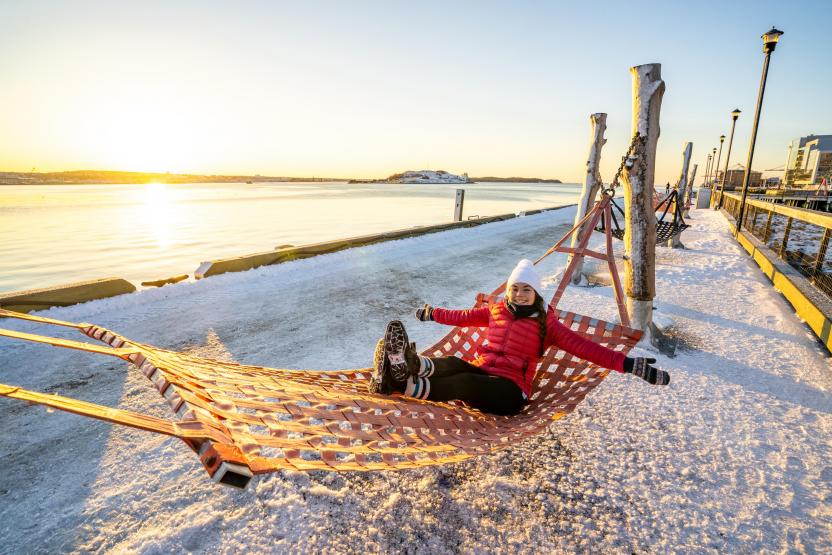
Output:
[0, 170, 346, 185]
[349, 177, 563, 184]
[0, 170, 562, 186]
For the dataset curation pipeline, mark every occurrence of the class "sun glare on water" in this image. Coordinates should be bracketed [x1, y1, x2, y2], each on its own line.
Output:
[141, 182, 175, 248]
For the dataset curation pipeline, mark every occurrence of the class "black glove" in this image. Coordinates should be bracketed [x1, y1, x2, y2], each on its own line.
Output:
[415, 304, 434, 322]
[623, 357, 670, 386]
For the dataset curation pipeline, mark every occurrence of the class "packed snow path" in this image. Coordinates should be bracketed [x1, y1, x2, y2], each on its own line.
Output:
[1, 207, 830, 553]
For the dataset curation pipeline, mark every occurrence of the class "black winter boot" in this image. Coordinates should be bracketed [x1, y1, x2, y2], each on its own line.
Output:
[369, 339, 403, 394]
[383, 320, 419, 381]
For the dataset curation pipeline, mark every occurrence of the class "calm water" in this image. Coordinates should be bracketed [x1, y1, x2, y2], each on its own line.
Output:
[0, 181, 581, 293]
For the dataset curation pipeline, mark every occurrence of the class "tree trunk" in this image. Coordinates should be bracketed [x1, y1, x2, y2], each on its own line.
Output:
[623, 64, 664, 334]
[686, 163, 698, 214]
[569, 113, 607, 284]
[669, 142, 692, 248]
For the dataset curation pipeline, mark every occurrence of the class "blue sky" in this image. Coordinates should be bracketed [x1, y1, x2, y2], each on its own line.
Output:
[1, 0, 829, 182]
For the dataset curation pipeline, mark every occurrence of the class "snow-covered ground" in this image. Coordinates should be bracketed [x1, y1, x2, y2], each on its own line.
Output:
[1, 207, 831, 554]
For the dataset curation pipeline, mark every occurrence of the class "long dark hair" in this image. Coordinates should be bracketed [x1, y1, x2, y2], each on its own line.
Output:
[533, 292, 548, 357]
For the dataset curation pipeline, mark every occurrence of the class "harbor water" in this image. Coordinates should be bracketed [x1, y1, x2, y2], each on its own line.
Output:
[0, 181, 581, 293]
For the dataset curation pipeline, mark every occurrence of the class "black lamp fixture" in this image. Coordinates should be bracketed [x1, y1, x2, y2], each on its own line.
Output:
[762, 27, 784, 53]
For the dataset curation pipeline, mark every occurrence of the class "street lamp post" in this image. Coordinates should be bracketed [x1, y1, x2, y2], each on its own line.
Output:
[716, 109, 742, 209]
[704, 154, 712, 187]
[711, 136, 725, 208]
[736, 27, 784, 236]
[711, 148, 717, 186]
[703, 153, 712, 207]
[715, 135, 726, 185]
[708, 147, 717, 206]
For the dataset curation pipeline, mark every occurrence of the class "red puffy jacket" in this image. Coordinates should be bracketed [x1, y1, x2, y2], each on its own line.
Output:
[432, 302, 626, 397]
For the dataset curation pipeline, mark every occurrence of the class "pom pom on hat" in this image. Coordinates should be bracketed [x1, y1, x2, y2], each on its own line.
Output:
[506, 259, 542, 295]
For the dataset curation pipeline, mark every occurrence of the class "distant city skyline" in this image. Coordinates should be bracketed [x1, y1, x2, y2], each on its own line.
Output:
[1, 0, 830, 184]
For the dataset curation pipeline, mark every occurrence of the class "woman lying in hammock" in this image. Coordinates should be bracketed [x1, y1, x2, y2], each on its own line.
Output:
[369, 259, 669, 415]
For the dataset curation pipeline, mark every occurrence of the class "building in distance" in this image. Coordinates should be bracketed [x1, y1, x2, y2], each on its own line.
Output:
[718, 163, 763, 189]
[785, 135, 832, 186]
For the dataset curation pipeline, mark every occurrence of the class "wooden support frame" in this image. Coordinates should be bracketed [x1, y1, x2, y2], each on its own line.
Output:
[548, 195, 630, 327]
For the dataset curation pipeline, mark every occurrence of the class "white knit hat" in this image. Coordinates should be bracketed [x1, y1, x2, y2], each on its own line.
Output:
[506, 259, 542, 295]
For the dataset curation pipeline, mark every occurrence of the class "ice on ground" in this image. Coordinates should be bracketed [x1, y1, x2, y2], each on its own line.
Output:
[1, 207, 831, 554]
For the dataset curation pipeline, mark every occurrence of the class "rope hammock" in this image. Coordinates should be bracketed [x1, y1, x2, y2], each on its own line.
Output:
[0, 197, 640, 488]
[595, 189, 690, 243]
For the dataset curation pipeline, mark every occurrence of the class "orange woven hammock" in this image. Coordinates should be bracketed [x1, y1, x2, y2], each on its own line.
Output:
[0, 197, 640, 488]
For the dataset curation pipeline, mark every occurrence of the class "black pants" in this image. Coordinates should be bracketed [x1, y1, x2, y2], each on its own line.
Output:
[426, 356, 526, 416]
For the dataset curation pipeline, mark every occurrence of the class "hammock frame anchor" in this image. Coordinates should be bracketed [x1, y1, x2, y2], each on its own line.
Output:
[199, 443, 254, 488]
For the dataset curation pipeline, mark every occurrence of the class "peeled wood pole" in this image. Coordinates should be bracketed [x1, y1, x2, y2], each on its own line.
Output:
[453, 189, 465, 222]
[669, 142, 693, 248]
[623, 63, 664, 334]
[569, 112, 607, 284]
[686, 163, 698, 213]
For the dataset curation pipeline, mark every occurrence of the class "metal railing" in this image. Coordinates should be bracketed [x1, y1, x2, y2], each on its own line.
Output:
[719, 191, 832, 299]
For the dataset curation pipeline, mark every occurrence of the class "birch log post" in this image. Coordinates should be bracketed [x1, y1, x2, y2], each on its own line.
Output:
[686, 163, 698, 214]
[669, 142, 692, 248]
[623, 63, 665, 334]
[569, 113, 607, 284]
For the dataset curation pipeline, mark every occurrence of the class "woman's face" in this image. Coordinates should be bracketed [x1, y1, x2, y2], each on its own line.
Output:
[508, 283, 536, 306]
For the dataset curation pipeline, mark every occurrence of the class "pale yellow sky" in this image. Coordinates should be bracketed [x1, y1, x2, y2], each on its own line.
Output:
[1, 1, 827, 183]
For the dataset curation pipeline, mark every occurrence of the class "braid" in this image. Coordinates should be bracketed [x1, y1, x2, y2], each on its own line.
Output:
[534, 293, 548, 357]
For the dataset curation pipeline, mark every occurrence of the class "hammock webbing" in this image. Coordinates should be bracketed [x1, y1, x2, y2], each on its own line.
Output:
[0, 200, 640, 488]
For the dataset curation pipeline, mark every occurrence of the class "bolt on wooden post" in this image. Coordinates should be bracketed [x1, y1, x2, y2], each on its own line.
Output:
[623, 63, 665, 335]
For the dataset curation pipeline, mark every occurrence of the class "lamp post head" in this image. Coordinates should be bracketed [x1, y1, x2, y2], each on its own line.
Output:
[731, 108, 742, 120]
[762, 27, 783, 53]
[720, 135, 726, 143]
[712, 148, 717, 154]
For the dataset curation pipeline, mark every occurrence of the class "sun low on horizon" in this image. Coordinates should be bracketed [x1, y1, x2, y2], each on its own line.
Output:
[1, 1, 830, 183]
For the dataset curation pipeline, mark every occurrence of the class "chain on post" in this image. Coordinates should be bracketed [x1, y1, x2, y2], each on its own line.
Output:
[601, 132, 645, 197]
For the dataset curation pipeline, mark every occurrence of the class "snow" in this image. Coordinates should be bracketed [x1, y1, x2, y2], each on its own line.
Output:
[389, 170, 469, 184]
[1, 207, 832, 553]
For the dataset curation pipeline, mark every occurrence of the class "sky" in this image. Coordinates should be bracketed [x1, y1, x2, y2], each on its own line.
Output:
[1, 0, 830, 183]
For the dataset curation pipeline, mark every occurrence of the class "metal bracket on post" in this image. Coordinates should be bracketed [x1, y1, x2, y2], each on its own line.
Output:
[454, 189, 465, 222]
[779, 217, 793, 258]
